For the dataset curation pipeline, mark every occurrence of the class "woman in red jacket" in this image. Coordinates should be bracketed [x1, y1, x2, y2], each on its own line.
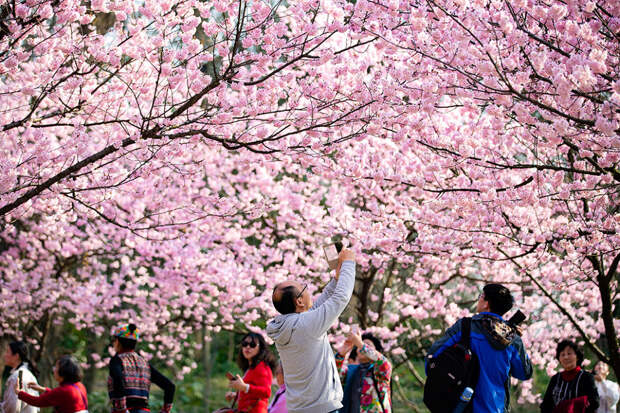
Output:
[15, 355, 88, 413]
[225, 332, 276, 413]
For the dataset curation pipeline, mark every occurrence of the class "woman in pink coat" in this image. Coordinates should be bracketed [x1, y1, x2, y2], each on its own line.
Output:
[268, 362, 286, 413]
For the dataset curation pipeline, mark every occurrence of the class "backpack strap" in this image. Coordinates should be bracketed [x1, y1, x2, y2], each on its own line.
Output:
[460, 317, 480, 390]
[459, 317, 472, 348]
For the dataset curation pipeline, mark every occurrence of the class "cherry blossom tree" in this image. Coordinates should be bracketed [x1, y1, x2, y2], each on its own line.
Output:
[1, 0, 618, 408]
[0, 0, 381, 219]
[0, 0, 382, 381]
[334, 0, 619, 391]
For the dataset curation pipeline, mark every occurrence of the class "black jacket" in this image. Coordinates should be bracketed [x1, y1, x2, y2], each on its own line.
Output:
[540, 369, 599, 413]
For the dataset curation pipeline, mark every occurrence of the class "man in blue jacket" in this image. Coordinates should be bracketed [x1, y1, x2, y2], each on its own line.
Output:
[427, 283, 533, 413]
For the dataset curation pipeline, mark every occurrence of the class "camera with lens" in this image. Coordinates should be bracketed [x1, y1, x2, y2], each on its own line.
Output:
[507, 309, 527, 328]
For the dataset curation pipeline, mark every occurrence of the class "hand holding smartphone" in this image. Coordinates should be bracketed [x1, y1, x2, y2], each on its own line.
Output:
[324, 241, 346, 270]
[323, 244, 339, 270]
[226, 372, 235, 381]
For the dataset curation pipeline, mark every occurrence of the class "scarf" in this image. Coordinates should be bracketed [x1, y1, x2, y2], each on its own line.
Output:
[560, 367, 581, 382]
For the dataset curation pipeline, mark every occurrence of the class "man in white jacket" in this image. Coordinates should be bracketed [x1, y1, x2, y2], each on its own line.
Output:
[1, 342, 39, 413]
[266, 248, 356, 413]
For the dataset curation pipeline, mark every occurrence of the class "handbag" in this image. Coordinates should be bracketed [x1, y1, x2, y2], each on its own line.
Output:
[214, 391, 239, 413]
[552, 395, 589, 413]
[213, 389, 260, 413]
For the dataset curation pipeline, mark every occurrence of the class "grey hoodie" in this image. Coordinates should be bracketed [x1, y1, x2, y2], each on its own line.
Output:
[266, 260, 356, 413]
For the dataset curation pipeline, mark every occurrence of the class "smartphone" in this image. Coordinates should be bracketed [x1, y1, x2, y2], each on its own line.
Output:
[508, 310, 527, 326]
[225, 372, 235, 381]
[323, 244, 339, 270]
[18, 370, 23, 389]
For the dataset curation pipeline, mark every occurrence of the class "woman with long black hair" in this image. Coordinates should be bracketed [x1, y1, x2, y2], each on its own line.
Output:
[1, 341, 40, 413]
[224, 332, 276, 413]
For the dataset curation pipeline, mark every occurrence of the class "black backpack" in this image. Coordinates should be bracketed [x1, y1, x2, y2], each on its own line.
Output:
[423, 317, 480, 413]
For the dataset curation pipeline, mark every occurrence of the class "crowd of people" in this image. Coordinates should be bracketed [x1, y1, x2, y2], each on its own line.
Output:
[1, 326, 175, 413]
[1, 248, 619, 413]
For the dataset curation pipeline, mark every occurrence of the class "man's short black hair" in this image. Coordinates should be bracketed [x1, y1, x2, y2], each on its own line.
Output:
[556, 340, 584, 366]
[482, 283, 514, 315]
[273, 284, 299, 314]
[57, 355, 82, 383]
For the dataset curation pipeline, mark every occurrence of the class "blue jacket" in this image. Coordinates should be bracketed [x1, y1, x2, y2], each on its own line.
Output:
[426, 313, 533, 413]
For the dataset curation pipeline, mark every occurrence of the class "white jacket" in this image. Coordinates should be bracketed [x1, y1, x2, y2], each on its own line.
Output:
[1, 364, 40, 413]
[595, 379, 619, 413]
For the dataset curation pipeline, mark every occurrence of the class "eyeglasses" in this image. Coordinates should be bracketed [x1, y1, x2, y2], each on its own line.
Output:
[297, 283, 307, 299]
[241, 341, 257, 348]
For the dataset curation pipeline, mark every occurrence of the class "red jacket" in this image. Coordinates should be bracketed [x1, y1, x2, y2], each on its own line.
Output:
[19, 382, 88, 413]
[237, 361, 273, 413]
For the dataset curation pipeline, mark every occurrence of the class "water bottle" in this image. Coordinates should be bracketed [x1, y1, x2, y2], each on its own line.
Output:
[452, 387, 474, 413]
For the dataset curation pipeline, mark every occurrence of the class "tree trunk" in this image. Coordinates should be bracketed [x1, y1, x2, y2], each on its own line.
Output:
[83, 329, 106, 391]
[596, 253, 620, 380]
[202, 326, 211, 413]
[227, 332, 234, 364]
[0, 338, 8, 395]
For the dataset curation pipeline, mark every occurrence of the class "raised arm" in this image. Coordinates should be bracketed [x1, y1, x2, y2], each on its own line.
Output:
[17, 386, 62, 408]
[348, 330, 392, 386]
[311, 247, 351, 311]
[309, 278, 337, 311]
[508, 336, 533, 380]
[335, 333, 354, 384]
[360, 344, 392, 386]
[300, 250, 356, 337]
